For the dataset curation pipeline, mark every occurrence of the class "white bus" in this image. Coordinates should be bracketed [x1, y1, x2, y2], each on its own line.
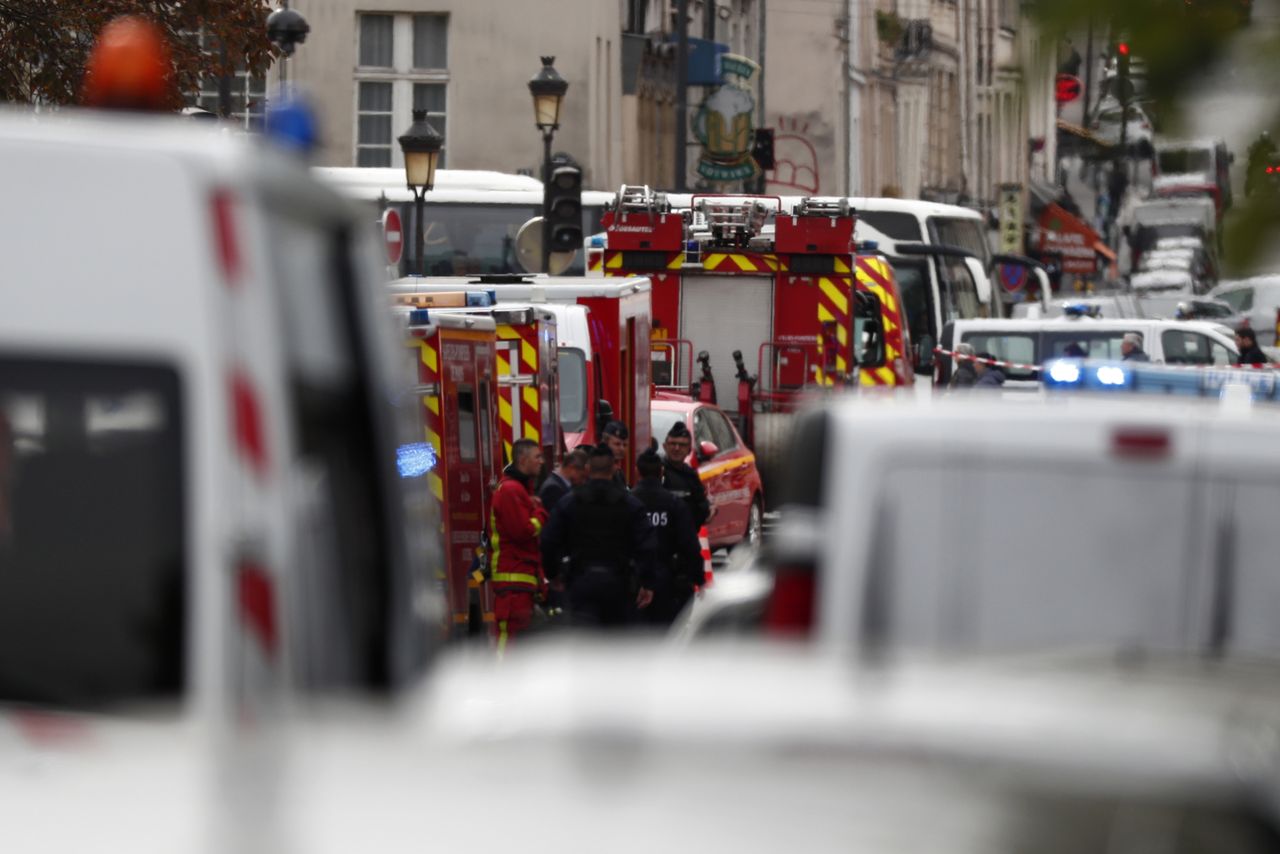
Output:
[314, 167, 613, 277]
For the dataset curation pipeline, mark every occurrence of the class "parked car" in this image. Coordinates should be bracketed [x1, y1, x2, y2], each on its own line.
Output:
[1154, 138, 1234, 212]
[1011, 294, 1142, 320]
[1211, 276, 1280, 345]
[651, 395, 764, 549]
[1137, 294, 1242, 328]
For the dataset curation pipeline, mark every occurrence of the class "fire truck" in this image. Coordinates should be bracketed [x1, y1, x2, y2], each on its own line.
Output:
[389, 275, 654, 482]
[600, 186, 913, 489]
[398, 305, 503, 637]
[394, 293, 562, 472]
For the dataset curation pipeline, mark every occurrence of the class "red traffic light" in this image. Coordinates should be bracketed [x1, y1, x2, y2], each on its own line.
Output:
[1117, 42, 1130, 56]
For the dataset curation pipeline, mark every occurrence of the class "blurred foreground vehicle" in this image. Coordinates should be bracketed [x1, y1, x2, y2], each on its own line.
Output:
[270, 640, 1280, 854]
[0, 109, 440, 712]
[1212, 277, 1280, 346]
[680, 394, 1280, 656]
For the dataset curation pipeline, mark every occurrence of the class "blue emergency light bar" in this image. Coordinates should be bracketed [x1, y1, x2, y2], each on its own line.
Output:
[1043, 359, 1280, 400]
[408, 308, 432, 325]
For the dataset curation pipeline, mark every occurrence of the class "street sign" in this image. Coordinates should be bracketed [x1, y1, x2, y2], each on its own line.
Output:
[382, 208, 403, 265]
[998, 183, 1023, 255]
[1055, 73, 1082, 104]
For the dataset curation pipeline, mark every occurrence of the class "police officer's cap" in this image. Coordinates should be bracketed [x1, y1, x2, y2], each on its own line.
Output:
[637, 449, 663, 468]
[603, 420, 629, 440]
[666, 421, 691, 440]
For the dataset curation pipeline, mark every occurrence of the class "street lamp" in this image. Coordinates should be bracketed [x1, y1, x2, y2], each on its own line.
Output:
[528, 56, 569, 272]
[398, 109, 444, 276]
[266, 4, 309, 87]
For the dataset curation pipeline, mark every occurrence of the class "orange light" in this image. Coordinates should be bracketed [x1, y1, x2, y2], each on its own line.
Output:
[81, 16, 174, 111]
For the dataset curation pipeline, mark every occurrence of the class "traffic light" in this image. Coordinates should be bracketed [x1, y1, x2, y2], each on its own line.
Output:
[1116, 41, 1131, 78]
[544, 164, 583, 253]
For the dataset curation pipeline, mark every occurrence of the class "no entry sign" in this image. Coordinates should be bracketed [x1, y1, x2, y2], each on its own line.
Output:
[382, 208, 403, 265]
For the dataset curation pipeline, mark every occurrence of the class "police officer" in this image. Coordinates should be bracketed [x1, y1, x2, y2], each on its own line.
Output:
[541, 445, 656, 628]
[632, 450, 703, 625]
[602, 420, 630, 487]
[659, 421, 711, 531]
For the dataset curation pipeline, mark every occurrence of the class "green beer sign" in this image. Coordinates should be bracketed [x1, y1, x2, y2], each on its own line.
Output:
[694, 54, 760, 183]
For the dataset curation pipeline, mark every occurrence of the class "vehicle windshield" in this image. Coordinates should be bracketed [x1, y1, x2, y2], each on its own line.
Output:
[558, 347, 589, 433]
[0, 358, 185, 709]
[651, 408, 687, 446]
[1159, 148, 1213, 174]
[392, 202, 585, 277]
[1217, 288, 1254, 312]
[889, 259, 935, 357]
[928, 216, 991, 264]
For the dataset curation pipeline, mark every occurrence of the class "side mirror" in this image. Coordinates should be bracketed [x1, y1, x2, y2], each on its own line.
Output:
[915, 333, 936, 373]
[963, 256, 992, 306]
[697, 440, 719, 461]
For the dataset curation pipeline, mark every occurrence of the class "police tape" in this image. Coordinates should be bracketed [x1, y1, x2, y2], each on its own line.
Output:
[932, 346, 1280, 374]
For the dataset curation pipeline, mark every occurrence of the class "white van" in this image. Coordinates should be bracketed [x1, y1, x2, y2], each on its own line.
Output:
[935, 316, 1239, 388]
[685, 393, 1280, 660]
[314, 166, 613, 277]
[0, 110, 439, 715]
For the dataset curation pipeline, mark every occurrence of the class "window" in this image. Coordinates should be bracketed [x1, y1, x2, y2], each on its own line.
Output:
[859, 211, 924, 241]
[1219, 288, 1254, 312]
[962, 332, 1036, 379]
[186, 32, 267, 130]
[0, 359, 185, 708]
[355, 13, 450, 168]
[890, 259, 935, 354]
[558, 349, 589, 433]
[927, 216, 990, 263]
[702, 408, 738, 453]
[1162, 330, 1231, 366]
[456, 386, 476, 461]
[1044, 331, 1129, 361]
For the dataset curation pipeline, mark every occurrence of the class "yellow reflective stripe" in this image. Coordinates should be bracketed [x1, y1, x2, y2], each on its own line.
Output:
[530, 517, 543, 536]
[819, 277, 849, 314]
[497, 620, 509, 656]
[492, 572, 539, 585]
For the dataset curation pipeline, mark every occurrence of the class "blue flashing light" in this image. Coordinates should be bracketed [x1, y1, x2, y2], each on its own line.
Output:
[265, 93, 319, 154]
[408, 308, 431, 325]
[397, 442, 437, 478]
[466, 291, 495, 307]
[1096, 366, 1128, 387]
[857, 240, 880, 252]
[1047, 360, 1081, 385]
[1062, 303, 1100, 319]
[588, 233, 607, 248]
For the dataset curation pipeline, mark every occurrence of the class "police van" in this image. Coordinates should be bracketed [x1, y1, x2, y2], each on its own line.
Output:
[935, 316, 1240, 389]
[0, 109, 440, 718]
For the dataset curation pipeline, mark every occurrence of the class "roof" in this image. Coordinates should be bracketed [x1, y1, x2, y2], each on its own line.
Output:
[951, 316, 1228, 335]
[388, 275, 651, 300]
[314, 167, 613, 207]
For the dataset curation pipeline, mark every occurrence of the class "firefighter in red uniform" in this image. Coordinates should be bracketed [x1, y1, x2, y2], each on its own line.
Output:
[489, 438, 548, 653]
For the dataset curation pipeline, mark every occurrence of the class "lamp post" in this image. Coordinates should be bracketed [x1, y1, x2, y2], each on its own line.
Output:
[398, 109, 444, 277]
[266, 3, 310, 89]
[528, 56, 569, 272]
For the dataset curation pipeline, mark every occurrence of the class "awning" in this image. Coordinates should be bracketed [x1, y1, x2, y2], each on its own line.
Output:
[1056, 118, 1113, 160]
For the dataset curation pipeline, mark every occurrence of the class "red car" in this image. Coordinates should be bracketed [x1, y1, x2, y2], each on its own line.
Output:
[651, 396, 764, 550]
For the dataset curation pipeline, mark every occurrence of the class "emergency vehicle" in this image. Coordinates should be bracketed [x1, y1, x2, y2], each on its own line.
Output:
[0, 107, 444, 719]
[600, 186, 912, 490]
[397, 306, 503, 636]
[394, 293, 562, 470]
[389, 276, 654, 480]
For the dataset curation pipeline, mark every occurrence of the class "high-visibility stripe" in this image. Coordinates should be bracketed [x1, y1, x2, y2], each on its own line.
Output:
[836, 323, 848, 347]
[419, 341, 438, 373]
[833, 256, 851, 274]
[667, 253, 684, 269]
[497, 325, 521, 340]
[497, 620, 509, 656]
[819, 277, 849, 314]
[699, 526, 713, 589]
[429, 473, 444, 500]
[492, 571, 539, 586]
[498, 396, 513, 428]
[522, 385, 538, 410]
[818, 304, 835, 324]
[606, 253, 625, 269]
[521, 339, 538, 371]
[530, 517, 542, 536]
[425, 396, 440, 415]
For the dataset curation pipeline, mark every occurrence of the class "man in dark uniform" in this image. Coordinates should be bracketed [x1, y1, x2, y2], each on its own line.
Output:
[542, 445, 656, 628]
[602, 420, 630, 487]
[1235, 327, 1270, 366]
[632, 450, 704, 626]
[659, 421, 711, 532]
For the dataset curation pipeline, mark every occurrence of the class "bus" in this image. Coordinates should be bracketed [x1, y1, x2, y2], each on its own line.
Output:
[314, 167, 613, 277]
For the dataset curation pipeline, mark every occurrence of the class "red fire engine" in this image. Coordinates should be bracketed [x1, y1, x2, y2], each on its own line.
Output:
[600, 186, 913, 489]
[390, 275, 654, 482]
[399, 305, 503, 636]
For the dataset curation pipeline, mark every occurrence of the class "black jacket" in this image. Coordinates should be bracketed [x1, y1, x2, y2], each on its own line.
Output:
[537, 471, 572, 512]
[661, 455, 711, 530]
[631, 477, 704, 588]
[541, 479, 656, 587]
[1236, 345, 1269, 366]
[950, 363, 978, 388]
